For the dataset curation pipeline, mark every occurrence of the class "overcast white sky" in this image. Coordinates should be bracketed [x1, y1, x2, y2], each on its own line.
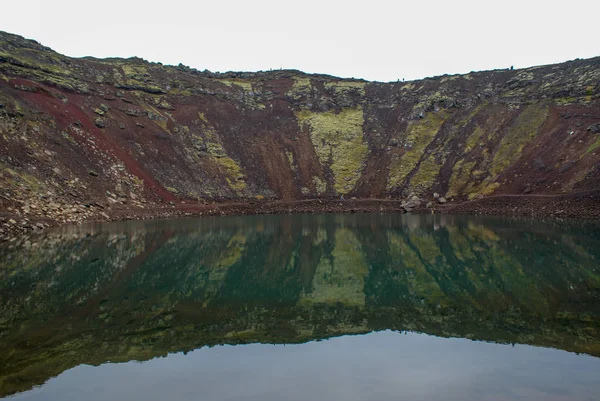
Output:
[1, 0, 598, 82]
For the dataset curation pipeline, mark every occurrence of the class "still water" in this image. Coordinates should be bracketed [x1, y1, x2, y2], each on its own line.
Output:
[1, 214, 599, 400]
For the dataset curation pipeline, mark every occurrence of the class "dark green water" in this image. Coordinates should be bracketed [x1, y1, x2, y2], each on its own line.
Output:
[1, 214, 600, 400]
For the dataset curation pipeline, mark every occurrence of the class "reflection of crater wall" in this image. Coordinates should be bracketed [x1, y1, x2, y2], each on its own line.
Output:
[0, 215, 599, 397]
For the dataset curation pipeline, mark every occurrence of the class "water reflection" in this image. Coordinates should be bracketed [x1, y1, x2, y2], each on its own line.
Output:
[1, 214, 599, 397]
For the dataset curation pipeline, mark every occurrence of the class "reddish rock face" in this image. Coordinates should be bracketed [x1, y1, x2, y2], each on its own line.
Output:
[0, 30, 599, 224]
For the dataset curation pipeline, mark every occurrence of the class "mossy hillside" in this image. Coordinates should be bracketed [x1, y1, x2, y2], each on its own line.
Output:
[586, 137, 600, 155]
[2, 63, 90, 93]
[140, 103, 170, 133]
[217, 79, 253, 92]
[465, 126, 485, 152]
[490, 103, 549, 177]
[96, 60, 164, 93]
[0, 46, 71, 76]
[0, 163, 43, 194]
[287, 77, 313, 100]
[198, 120, 247, 194]
[324, 81, 366, 95]
[387, 111, 449, 191]
[177, 114, 247, 196]
[296, 107, 368, 195]
[312, 176, 327, 195]
[408, 155, 443, 194]
[447, 160, 476, 198]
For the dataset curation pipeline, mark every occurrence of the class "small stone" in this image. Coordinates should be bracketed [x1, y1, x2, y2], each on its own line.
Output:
[587, 123, 600, 134]
[94, 118, 106, 128]
[8, 219, 16, 225]
[437, 197, 447, 204]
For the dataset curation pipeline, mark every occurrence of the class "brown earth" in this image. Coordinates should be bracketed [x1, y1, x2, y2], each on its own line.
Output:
[0, 30, 599, 237]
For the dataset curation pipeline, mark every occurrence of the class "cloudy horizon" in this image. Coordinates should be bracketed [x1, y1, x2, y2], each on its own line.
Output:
[1, 0, 599, 82]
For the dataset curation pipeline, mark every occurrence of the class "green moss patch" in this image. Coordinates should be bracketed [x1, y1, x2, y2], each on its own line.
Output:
[388, 111, 449, 191]
[490, 103, 548, 177]
[296, 107, 367, 195]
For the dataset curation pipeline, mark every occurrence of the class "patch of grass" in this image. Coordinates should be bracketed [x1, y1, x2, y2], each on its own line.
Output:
[324, 81, 366, 95]
[312, 176, 327, 195]
[388, 111, 449, 191]
[586, 137, 600, 155]
[490, 103, 548, 177]
[286, 151, 296, 172]
[465, 126, 485, 152]
[296, 107, 367, 195]
[409, 155, 442, 193]
[446, 160, 476, 198]
[218, 79, 253, 92]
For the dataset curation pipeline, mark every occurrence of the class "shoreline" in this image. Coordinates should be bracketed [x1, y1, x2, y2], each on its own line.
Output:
[2, 191, 600, 241]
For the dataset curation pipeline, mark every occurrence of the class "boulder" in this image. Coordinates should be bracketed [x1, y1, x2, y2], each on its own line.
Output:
[587, 123, 600, 134]
[402, 195, 422, 211]
[94, 118, 105, 128]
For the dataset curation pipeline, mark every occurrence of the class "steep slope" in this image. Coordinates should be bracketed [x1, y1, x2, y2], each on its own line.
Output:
[0, 31, 599, 226]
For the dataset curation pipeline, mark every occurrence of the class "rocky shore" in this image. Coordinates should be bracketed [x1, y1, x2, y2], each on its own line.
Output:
[3, 190, 600, 243]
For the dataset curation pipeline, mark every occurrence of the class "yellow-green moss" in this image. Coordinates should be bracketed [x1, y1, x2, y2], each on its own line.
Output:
[554, 97, 578, 106]
[446, 160, 476, 198]
[324, 81, 366, 95]
[465, 125, 485, 152]
[2, 165, 43, 192]
[121, 64, 148, 79]
[387, 111, 449, 190]
[286, 151, 296, 172]
[312, 176, 327, 195]
[198, 112, 210, 125]
[218, 79, 253, 91]
[586, 137, 600, 155]
[466, 182, 500, 200]
[0, 48, 71, 76]
[409, 155, 441, 192]
[296, 107, 367, 195]
[490, 103, 548, 177]
[140, 103, 170, 133]
[293, 77, 311, 89]
[207, 142, 246, 192]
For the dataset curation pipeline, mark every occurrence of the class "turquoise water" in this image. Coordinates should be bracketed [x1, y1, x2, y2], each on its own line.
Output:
[1, 214, 600, 400]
